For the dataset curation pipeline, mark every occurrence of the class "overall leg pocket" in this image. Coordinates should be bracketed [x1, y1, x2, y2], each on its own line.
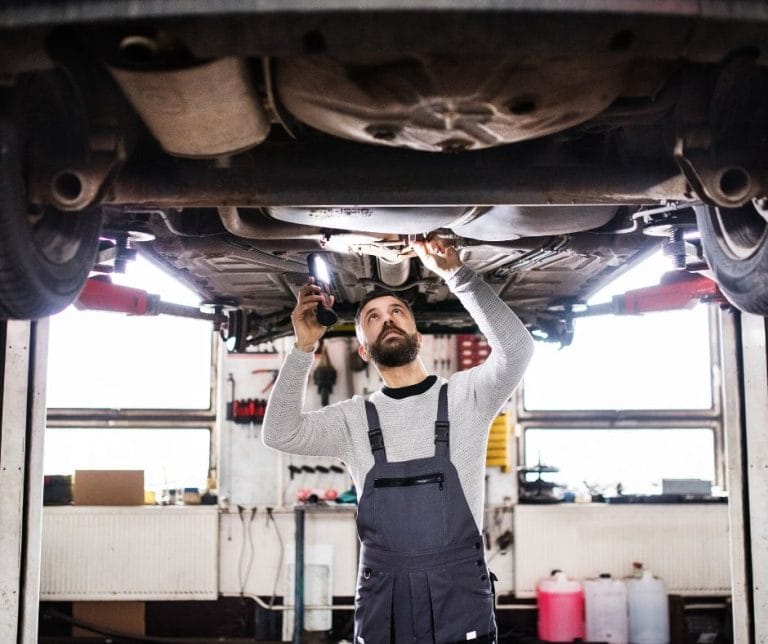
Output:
[354, 567, 394, 644]
[427, 556, 496, 643]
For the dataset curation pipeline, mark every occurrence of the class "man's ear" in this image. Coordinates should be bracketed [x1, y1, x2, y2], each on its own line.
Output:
[417, 332, 423, 348]
[357, 342, 370, 363]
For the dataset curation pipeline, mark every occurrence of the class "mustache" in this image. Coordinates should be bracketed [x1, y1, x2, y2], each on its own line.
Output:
[377, 323, 406, 342]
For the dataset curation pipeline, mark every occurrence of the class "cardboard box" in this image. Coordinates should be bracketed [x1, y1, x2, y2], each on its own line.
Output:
[73, 470, 145, 506]
[72, 601, 145, 638]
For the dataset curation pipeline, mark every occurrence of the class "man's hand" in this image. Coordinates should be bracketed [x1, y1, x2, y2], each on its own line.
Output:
[412, 236, 463, 281]
[291, 278, 334, 352]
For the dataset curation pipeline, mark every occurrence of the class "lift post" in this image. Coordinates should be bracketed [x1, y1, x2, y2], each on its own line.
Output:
[0, 320, 48, 643]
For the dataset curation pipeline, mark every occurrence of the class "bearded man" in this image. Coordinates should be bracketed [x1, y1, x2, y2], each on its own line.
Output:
[262, 237, 534, 644]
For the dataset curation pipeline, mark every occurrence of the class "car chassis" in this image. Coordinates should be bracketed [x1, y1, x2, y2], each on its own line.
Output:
[1, 2, 768, 348]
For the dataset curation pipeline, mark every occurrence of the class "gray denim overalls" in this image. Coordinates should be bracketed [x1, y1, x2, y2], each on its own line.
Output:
[354, 384, 497, 644]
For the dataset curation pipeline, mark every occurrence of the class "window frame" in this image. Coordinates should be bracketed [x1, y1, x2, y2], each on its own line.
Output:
[45, 331, 220, 487]
[515, 307, 726, 491]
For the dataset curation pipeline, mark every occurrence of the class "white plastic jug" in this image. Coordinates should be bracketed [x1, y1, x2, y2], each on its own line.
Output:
[584, 573, 629, 644]
[626, 570, 670, 644]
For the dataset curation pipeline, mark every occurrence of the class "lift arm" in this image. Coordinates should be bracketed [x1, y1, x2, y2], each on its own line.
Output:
[75, 278, 217, 321]
[572, 271, 727, 318]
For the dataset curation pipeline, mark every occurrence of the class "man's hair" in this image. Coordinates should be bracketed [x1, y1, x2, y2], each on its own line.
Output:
[354, 290, 415, 342]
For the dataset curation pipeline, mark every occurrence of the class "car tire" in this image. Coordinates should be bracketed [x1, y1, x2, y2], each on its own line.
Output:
[694, 203, 768, 315]
[0, 117, 102, 319]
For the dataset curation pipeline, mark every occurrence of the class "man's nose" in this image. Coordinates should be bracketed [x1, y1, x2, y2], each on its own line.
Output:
[381, 314, 394, 326]
[379, 320, 397, 337]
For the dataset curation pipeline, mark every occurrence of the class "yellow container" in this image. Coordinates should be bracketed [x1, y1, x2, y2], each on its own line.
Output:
[486, 413, 511, 472]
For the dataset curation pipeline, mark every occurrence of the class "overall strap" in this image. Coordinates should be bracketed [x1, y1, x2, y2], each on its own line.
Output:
[364, 400, 388, 464]
[434, 383, 449, 457]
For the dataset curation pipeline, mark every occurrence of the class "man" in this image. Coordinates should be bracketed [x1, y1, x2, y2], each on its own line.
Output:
[263, 237, 534, 644]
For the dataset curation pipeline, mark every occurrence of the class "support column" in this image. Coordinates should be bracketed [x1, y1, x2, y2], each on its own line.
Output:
[720, 310, 768, 643]
[720, 310, 751, 642]
[0, 320, 48, 644]
[741, 313, 768, 642]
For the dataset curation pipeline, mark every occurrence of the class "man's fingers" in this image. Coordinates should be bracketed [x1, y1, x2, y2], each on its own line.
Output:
[430, 238, 449, 254]
[293, 299, 322, 318]
[415, 234, 450, 255]
[298, 284, 322, 301]
[292, 286, 323, 321]
[297, 277, 318, 293]
[413, 240, 441, 261]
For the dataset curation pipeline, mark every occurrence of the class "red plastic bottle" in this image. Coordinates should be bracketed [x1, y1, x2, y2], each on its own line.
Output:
[537, 570, 585, 642]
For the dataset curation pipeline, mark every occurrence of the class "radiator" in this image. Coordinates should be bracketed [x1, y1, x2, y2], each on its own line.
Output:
[513, 504, 731, 597]
[40, 506, 218, 600]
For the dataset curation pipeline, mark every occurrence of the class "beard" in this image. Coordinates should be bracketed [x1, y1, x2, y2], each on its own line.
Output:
[368, 326, 420, 367]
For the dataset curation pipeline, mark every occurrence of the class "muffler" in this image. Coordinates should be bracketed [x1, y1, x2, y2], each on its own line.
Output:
[110, 52, 270, 158]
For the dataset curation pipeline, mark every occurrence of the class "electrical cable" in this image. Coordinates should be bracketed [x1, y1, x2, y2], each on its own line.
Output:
[237, 504, 247, 595]
[266, 507, 284, 608]
[236, 506, 258, 597]
[243, 506, 257, 595]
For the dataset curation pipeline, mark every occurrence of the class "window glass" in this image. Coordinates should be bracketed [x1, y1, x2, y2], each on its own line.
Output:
[523, 427, 716, 496]
[44, 427, 211, 492]
[523, 253, 713, 411]
[46, 255, 213, 409]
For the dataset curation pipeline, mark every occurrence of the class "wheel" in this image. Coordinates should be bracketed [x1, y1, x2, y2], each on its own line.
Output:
[0, 116, 102, 319]
[694, 203, 768, 314]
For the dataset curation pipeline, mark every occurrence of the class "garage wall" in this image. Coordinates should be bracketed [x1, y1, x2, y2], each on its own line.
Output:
[218, 334, 475, 508]
[215, 334, 522, 600]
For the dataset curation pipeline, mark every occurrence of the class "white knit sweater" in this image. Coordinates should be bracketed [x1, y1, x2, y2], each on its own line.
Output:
[262, 266, 535, 529]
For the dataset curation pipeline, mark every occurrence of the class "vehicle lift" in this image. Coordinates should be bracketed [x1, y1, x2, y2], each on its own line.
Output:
[75, 269, 727, 325]
[2, 271, 763, 643]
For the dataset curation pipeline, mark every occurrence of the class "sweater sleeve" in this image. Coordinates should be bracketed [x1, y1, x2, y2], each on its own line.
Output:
[446, 265, 535, 419]
[261, 346, 354, 459]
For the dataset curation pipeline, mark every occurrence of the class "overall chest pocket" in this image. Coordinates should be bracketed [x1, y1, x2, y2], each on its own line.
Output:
[373, 472, 446, 551]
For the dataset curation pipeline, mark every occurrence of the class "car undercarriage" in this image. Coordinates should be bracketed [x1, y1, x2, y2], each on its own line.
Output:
[1, 2, 767, 348]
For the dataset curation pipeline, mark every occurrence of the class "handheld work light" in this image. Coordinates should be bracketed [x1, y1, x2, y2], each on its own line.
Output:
[307, 253, 338, 326]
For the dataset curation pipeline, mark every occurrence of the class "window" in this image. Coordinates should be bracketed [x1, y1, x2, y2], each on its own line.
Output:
[46, 256, 214, 410]
[523, 253, 714, 412]
[518, 251, 724, 493]
[45, 255, 217, 493]
[44, 427, 211, 492]
[523, 427, 716, 495]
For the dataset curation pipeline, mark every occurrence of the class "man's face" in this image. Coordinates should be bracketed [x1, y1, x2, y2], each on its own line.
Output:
[357, 296, 421, 368]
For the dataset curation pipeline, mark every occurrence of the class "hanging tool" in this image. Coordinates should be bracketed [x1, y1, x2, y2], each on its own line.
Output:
[226, 373, 236, 421]
[564, 271, 727, 319]
[228, 398, 268, 424]
[226, 373, 267, 424]
[252, 368, 279, 394]
[313, 345, 337, 406]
